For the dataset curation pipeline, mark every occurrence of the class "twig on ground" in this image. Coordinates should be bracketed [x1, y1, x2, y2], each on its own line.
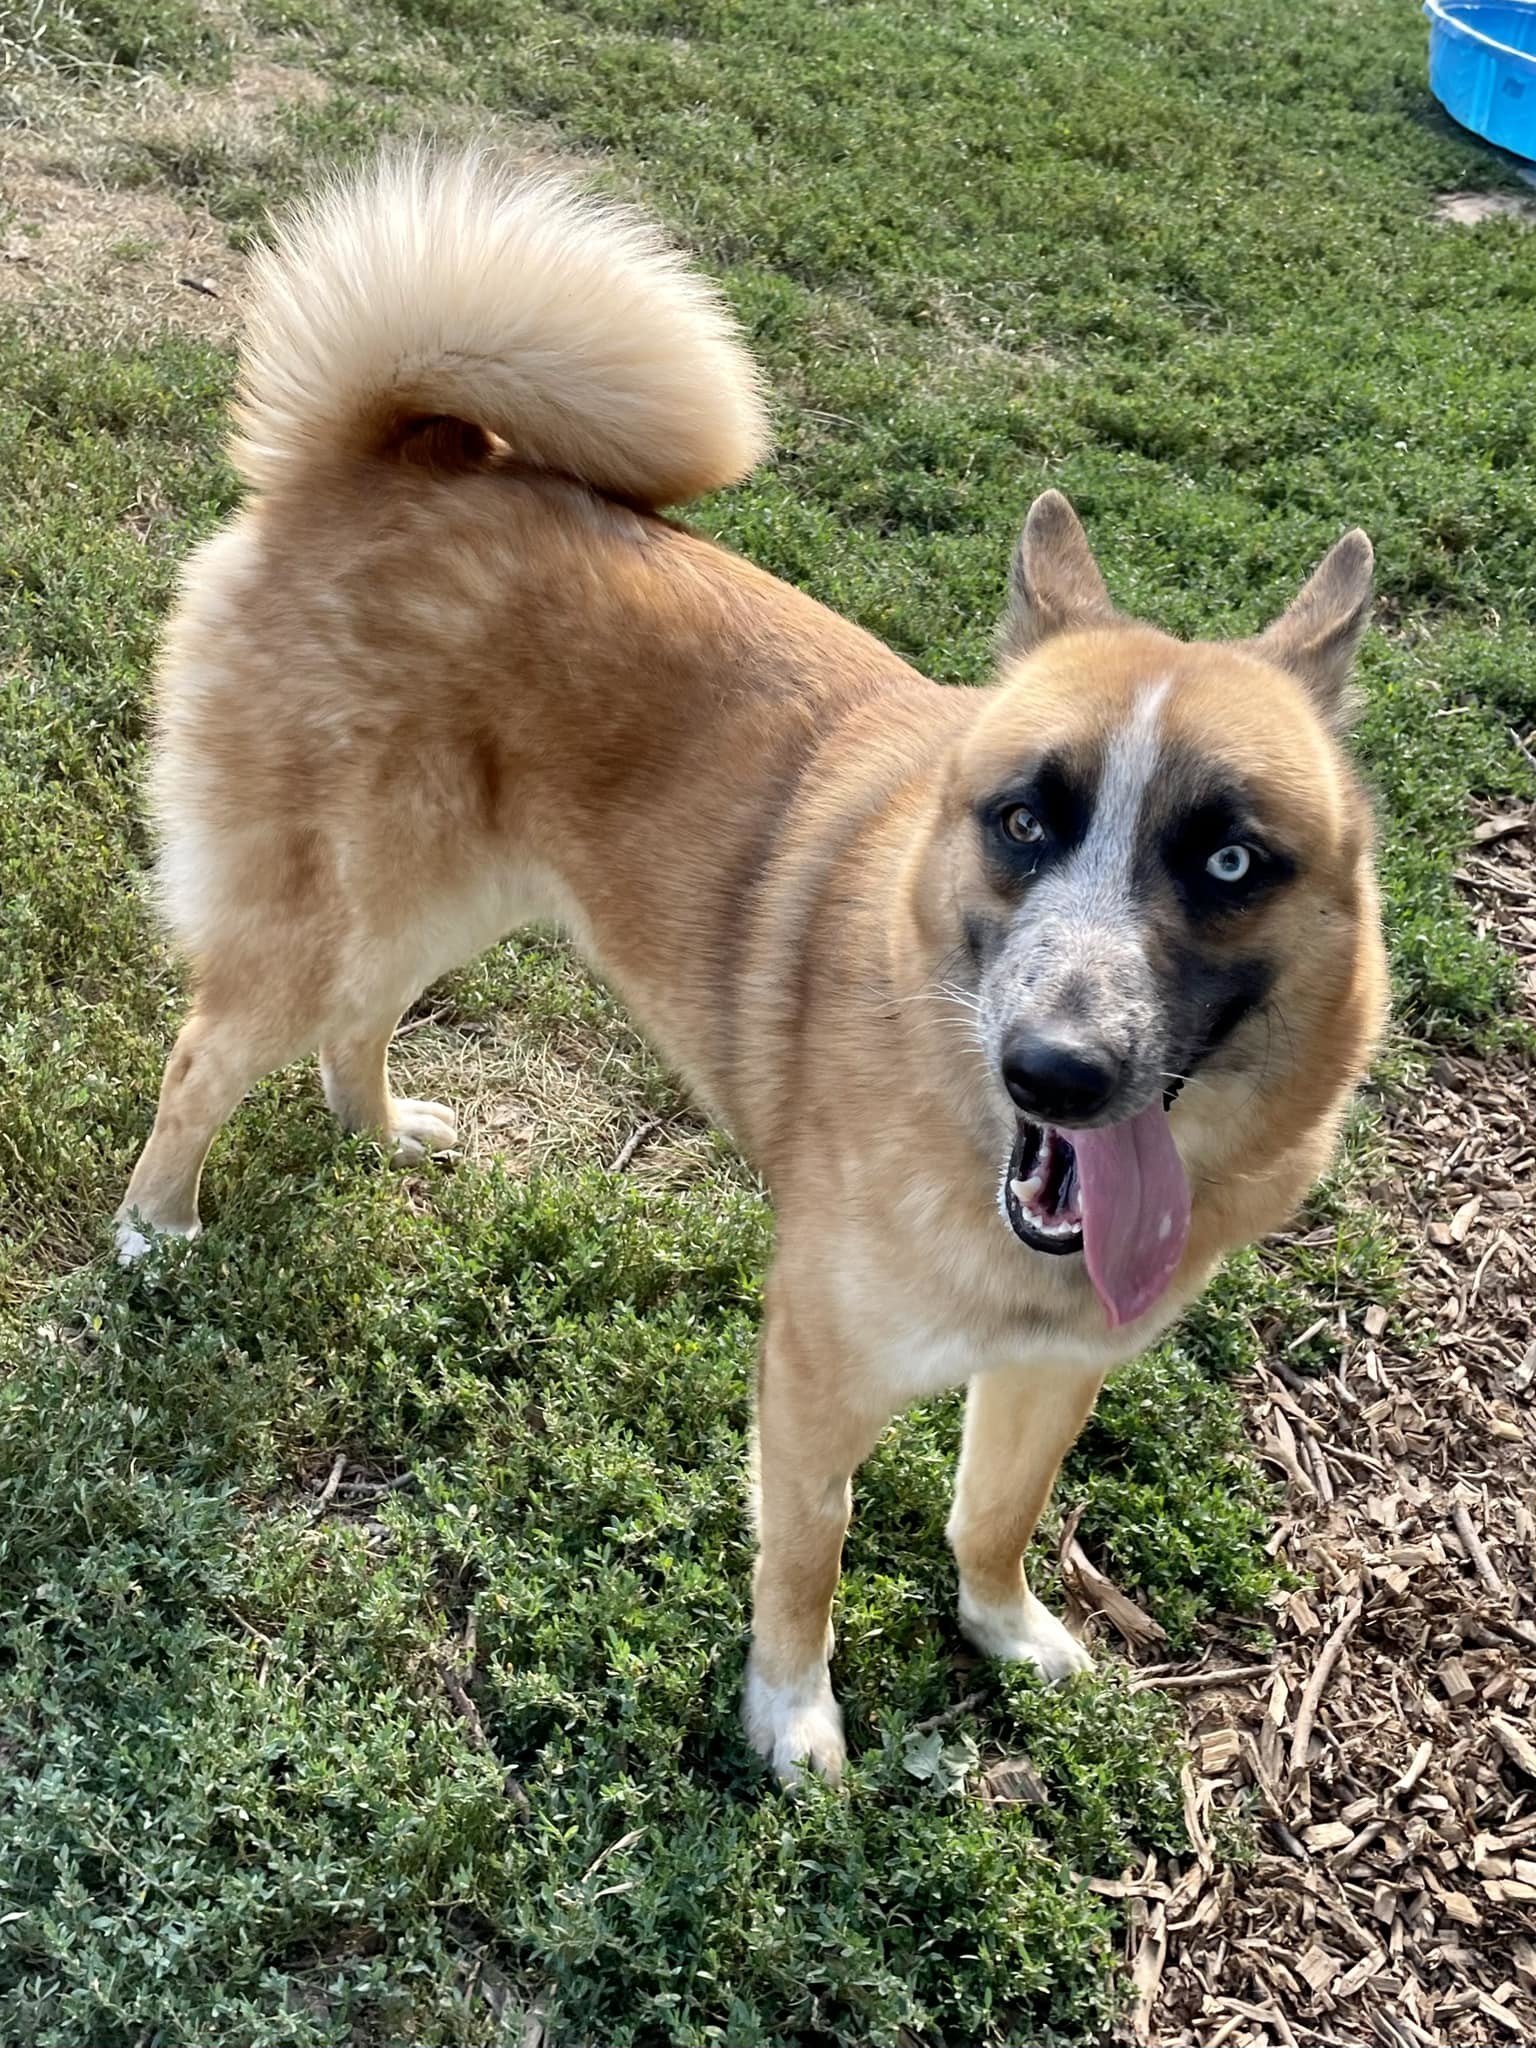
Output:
[608, 1119, 663, 1173]
[1265, 1354, 1317, 1398]
[1129, 1663, 1272, 1694]
[436, 1646, 530, 1809]
[1390, 1737, 1433, 1799]
[335, 1470, 416, 1499]
[911, 1689, 988, 1735]
[437, 1653, 488, 1752]
[314, 1453, 346, 1511]
[1289, 1599, 1363, 1777]
[1451, 1499, 1505, 1595]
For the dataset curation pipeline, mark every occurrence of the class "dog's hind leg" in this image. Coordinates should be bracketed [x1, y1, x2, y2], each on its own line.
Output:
[945, 1362, 1104, 1681]
[115, 998, 313, 1260]
[320, 1017, 458, 1164]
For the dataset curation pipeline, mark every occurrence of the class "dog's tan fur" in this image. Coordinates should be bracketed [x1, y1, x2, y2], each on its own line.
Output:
[118, 151, 1388, 1779]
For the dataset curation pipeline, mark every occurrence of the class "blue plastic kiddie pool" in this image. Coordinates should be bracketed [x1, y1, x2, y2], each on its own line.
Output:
[1426, 2, 1536, 160]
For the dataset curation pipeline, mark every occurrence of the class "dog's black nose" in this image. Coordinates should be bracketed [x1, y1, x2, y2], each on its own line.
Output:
[1000, 1029, 1121, 1124]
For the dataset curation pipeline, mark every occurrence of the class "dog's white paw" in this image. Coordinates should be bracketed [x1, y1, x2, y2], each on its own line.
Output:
[743, 1658, 846, 1784]
[959, 1584, 1092, 1682]
[388, 1100, 459, 1165]
[113, 1214, 200, 1266]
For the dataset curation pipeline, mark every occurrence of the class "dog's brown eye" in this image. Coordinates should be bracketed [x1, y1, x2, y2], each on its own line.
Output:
[1000, 805, 1044, 846]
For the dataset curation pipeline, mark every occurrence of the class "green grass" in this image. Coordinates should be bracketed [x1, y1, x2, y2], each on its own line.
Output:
[2, 0, 1534, 2040]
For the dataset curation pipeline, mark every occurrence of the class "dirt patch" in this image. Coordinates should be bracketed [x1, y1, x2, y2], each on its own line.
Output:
[1128, 798, 1536, 2046]
[174, 53, 329, 153]
[0, 53, 329, 340]
[229, 57, 329, 115]
[0, 158, 243, 340]
[1434, 190, 1536, 228]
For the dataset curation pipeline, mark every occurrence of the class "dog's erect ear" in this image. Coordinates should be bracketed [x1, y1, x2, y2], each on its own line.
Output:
[1253, 530, 1374, 728]
[999, 491, 1117, 659]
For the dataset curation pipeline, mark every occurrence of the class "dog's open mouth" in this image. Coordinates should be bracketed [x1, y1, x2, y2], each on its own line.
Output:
[1003, 1121, 1083, 1256]
[1001, 1102, 1195, 1330]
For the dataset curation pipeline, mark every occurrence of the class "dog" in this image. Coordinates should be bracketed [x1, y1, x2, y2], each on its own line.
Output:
[116, 149, 1389, 1781]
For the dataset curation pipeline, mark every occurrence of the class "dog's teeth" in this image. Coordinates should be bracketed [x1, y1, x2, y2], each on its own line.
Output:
[1012, 1174, 1043, 1205]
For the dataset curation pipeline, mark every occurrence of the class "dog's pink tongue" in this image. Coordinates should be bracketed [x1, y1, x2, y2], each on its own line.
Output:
[1071, 1105, 1191, 1330]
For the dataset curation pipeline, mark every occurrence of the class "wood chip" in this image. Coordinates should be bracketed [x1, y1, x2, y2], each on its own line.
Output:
[1304, 1819, 1355, 1852]
[979, 1755, 1047, 1806]
[1058, 1520, 1169, 1652]
[1335, 1949, 1386, 1998]
[1296, 1943, 1340, 1994]
[1478, 1992, 1527, 2036]
[1181, 1765, 1214, 1871]
[1199, 1729, 1243, 1773]
[1437, 1656, 1475, 1706]
[1129, 1898, 1168, 2043]
[1332, 1819, 1385, 1869]
[1490, 1714, 1536, 1779]
[1471, 810, 1532, 844]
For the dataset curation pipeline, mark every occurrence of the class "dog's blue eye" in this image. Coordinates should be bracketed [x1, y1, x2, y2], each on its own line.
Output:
[1206, 844, 1252, 883]
[1000, 805, 1045, 846]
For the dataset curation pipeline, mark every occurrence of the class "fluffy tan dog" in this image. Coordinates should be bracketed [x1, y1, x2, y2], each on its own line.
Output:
[117, 150, 1388, 1780]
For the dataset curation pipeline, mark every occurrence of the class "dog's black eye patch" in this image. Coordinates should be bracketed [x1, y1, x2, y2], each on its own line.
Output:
[1161, 790, 1295, 918]
[977, 751, 1096, 883]
[1168, 949, 1275, 1078]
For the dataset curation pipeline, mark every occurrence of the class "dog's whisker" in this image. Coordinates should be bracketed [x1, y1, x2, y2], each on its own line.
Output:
[882, 981, 984, 1018]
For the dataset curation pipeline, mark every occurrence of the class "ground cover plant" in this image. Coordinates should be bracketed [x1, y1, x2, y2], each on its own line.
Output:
[2, 0, 1533, 2040]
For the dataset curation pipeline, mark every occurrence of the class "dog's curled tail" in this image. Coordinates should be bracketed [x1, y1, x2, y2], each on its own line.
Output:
[232, 147, 769, 507]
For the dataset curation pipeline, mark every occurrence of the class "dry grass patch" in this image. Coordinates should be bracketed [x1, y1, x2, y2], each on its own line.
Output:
[391, 1009, 749, 1198]
[0, 52, 329, 339]
[0, 154, 241, 339]
[1434, 189, 1536, 228]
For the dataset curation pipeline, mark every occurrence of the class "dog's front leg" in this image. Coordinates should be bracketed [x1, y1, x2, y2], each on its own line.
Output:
[946, 1363, 1104, 1681]
[743, 1290, 889, 1784]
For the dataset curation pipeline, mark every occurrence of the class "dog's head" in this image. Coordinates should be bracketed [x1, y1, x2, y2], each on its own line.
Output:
[928, 492, 1387, 1328]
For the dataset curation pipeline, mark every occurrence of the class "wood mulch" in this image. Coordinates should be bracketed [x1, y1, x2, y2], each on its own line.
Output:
[1113, 802, 1536, 2047]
